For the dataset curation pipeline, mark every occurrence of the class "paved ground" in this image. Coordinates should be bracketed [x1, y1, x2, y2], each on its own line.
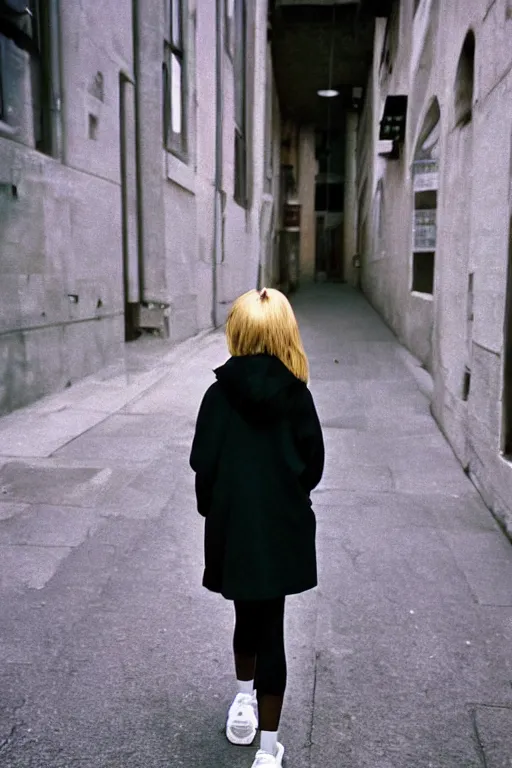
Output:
[0, 284, 511, 768]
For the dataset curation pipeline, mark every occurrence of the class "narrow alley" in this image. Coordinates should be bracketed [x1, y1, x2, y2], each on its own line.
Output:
[0, 286, 511, 768]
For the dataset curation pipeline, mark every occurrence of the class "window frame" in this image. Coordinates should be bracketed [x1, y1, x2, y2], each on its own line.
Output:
[0, 0, 53, 154]
[454, 29, 475, 128]
[163, 0, 187, 161]
[233, 0, 247, 207]
[29, 0, 52, 154]
[410, 104, 440, 297]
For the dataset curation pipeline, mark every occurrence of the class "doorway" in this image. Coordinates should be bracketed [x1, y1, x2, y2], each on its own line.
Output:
[314, 129, 345, 282]
[315, 214, 344, 281]
[119, 73, 140, 341]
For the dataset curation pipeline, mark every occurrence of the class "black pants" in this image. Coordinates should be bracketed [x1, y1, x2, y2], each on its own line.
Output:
[233, 597, 287, 697]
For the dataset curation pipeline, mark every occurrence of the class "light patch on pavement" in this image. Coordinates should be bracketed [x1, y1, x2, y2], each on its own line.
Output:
[0, 544, 72, 591]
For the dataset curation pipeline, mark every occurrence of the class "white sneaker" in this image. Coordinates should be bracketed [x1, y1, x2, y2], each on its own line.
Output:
[226, 692, 258, 745]
[251, 743, 285, 767]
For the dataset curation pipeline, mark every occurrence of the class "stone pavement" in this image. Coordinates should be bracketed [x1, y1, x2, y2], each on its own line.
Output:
[0, 284, 511, 768]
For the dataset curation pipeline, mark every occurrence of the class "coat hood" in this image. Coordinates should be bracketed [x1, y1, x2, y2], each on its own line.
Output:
[214, 354, 302, 424]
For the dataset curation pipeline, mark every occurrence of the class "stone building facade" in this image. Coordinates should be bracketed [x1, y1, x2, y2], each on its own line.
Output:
[0, 0, 279, 415]
[357, 0, 512, 533]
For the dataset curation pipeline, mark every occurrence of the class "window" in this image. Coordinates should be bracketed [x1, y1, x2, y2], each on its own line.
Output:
[411, 98, 440, 295]
[163, 0, 186, 158]
[454, 30, 475, 127]
[379, 2, 400, 82]
[0, 0, 53, 154]
[315, 184, 343, 213]
[30, 0, 52, 153]
[234, 0, 247, 207]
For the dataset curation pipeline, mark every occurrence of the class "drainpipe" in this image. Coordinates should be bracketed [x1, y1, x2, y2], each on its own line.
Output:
[132, 0, 144, 303]
[212, 0, 223, 328]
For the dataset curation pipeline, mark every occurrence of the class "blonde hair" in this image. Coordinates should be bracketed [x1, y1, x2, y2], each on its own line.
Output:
[226, 288, 309, 382]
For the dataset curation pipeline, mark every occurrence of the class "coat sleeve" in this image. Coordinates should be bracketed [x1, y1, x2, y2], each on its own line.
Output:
[293, 386, 325, 493]
[189, 383, 227, 517]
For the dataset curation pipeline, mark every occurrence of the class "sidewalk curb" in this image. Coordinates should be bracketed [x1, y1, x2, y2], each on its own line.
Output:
[395, 346, 512, 544]
[395, 346, 434, 401]
[0, 327, 221, 461]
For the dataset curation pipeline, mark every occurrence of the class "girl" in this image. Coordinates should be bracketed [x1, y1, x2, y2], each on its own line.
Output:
[189, 288, 324, 768]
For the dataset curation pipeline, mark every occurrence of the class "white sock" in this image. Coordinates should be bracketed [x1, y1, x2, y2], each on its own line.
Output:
[260, 730, 278, 756]
[237, 679, 254, 695]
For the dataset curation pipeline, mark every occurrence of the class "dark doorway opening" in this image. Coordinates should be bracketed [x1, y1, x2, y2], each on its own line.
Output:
[314, 129, 345, 282]
[315, 215, 344, 282]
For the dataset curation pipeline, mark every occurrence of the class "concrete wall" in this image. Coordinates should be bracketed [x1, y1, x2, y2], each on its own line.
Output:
[298, 126, 317, 282]
[0, 0, 279, 414]
[279, 122, 318, 285]
[0, 1, 133, 415]
[358, 4, 436, 369]
[343, 112, 359, 284]
[358, 0, 512, 533]
[218, 0, 271, 321]
[156, 0, 274, 332]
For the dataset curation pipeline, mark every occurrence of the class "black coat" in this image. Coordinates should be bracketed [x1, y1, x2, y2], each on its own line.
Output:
[189, 354, 325, 601]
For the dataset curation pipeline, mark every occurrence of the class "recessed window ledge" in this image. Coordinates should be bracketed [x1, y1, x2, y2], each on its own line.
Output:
[165, 150, 196, 195]
[0, 121, 19, 141]
[411, 291, 434, 301]
[499, 452, 512, 468]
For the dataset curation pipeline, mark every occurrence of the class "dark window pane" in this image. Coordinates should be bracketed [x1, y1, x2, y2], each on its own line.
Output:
[163, 0, 186, 157]
[162, 61, 170, 144]
[315, 184, 344, 212]
[29, 0, 52, 154]
[163, 43, 184, 155]
[412, 251, 435, 294]
[454, 31, 475, 127]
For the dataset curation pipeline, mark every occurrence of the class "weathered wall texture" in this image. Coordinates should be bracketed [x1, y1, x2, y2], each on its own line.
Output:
[343, 112, 358, 284]
[0, 0, 278, 415]
[359, 6, 436, 369]
[358, 0, 512, 532]
[298, 126, 317, 282]
[0, 1, 133, 415]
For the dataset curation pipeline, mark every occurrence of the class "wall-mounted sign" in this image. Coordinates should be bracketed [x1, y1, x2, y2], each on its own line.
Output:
[283, 202, 301, 230]
[379, 95, 408, 142]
